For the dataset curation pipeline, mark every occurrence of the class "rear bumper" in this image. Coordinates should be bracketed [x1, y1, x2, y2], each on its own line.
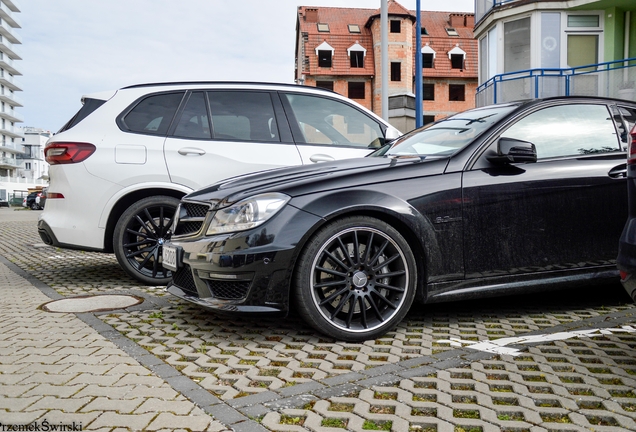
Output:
[37, 218, 106, 253]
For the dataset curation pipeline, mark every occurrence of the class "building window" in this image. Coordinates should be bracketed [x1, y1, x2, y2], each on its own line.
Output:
[449, 84, 465, 101]
[446, 27, 459, 36]
[390, 20, 401, 33]
[316, 81, 334, 91]
[568, 15, 599, 27]
[348, 82, 365, 99]
[565, 13, 601, 71]
[318, 50, 332, 68]
[391, 62, 401, 81]
[423, 115, 435, 125]
[25, 162, 31, 170]
[423, 53, 434, 68]
[350, 51, 364, 68]
[348, 24, 361, 33]
[421, 27, 429, 35]
[317, 23, 329, 32]
[451, 54, 464, 69]
[423, 84, 434, 100]
[504, 17, 531, 73]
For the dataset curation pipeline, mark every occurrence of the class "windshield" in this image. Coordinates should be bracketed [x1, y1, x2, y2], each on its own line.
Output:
[373, 104, 518, 158]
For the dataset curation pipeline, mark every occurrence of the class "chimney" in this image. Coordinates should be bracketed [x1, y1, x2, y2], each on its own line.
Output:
[465, 15, 475, 28]
[305, 8, 318, 23]
[449, 13, 464, 28]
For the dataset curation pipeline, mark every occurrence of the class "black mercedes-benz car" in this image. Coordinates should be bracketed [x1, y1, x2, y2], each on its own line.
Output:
[162, 97, 636, 341]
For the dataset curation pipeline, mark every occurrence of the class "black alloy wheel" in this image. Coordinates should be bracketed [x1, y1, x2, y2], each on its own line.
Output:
[113, 195, 180, 285]
[295, 216, 417, 341]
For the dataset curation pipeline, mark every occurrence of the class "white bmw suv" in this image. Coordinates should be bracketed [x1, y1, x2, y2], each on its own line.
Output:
[38, 82, 401, 285]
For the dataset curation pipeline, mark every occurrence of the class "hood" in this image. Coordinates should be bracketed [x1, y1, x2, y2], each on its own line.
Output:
[185, 155, 448, 209]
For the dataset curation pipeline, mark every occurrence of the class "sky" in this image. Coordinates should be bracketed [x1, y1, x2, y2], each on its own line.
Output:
[18, 0, 474, 132]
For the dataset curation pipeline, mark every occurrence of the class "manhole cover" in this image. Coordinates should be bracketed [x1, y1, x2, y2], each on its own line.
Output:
[41, 295, 143, 313]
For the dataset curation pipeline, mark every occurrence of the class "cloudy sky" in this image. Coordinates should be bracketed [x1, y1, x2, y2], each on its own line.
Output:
[18, 0, 474, 132]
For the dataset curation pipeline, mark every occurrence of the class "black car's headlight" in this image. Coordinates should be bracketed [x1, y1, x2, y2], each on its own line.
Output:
[206, 193, 290, 235]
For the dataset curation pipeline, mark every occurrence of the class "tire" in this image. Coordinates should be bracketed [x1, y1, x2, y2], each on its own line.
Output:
[294, 216, 417, 342]
[30, 202, 39, 210]
[114, 195, 180, 285]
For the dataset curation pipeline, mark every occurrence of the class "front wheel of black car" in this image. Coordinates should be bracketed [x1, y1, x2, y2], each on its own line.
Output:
[114, 196, 180, 285]
[294, 216, 417, 342]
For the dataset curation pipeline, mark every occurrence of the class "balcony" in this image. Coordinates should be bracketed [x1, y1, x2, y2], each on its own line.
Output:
[476, 58, 636, 107]
[0, 156, 19, 169]
[0, 90, 22, 107]
[0, 121, 23, 138]
[0, 71, 21, 91]
[0, 2, 21, 29]
[0, 19, 20, 45]
[0, 34, 20, 60]
[0, 105, 21, 123]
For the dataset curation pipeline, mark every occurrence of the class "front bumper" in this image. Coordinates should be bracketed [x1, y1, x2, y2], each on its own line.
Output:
[165, 205, 322, 315]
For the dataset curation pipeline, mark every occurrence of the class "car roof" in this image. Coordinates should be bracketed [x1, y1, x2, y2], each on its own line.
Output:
[120, 81, 336, 94]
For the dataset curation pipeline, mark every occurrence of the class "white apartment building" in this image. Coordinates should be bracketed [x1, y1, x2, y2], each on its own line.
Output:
[18, 126, 50, 182]
[0, 1, 37, 202]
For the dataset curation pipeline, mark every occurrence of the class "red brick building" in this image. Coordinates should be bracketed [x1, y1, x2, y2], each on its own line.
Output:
[295, 0, 477, 132]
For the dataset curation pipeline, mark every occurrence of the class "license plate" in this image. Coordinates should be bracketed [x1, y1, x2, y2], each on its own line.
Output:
[162, 244, 181, 272]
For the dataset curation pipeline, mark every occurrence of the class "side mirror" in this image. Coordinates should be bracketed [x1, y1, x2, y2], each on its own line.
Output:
[384, 127, 402, 142]
[487, 137, 537, 164]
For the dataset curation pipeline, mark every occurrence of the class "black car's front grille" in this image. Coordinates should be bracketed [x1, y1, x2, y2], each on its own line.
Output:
[173, 201, 211, 237]
[172, 265, 198, 298]
[174, 221, 203, 236]
[206, 280, 251, 300]
[183, 202, 209, 218]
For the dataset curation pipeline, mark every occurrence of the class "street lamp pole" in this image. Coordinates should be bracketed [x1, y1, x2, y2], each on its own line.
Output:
[415, 0, 422, 128]
[381, 0, 388, 121]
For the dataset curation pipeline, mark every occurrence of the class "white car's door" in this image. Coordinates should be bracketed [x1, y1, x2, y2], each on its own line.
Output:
[164, 91, 303, 191]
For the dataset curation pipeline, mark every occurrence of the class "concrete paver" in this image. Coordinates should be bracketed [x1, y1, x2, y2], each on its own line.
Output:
[0, 207, 635, 431]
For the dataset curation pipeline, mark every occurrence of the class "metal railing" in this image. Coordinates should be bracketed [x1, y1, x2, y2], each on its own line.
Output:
[475, 0, 520, 23]
[476, 58, 636, 107]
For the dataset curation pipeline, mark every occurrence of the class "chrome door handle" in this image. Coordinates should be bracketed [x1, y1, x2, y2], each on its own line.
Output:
[609, 164, 627, 178]
[178, 147, 206, 156]
[309, 154, 335, 163]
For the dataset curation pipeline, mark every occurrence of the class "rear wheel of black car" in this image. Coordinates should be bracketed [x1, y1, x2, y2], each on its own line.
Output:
[294, 216, 417, 342]
[114, 196, 179, 285]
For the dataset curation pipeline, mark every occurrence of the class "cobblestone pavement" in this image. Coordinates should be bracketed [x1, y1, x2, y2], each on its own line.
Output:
[0, 207, 635, 431]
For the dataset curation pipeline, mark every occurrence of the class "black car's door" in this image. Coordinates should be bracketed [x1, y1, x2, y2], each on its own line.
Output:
[462, 102, 627, 279]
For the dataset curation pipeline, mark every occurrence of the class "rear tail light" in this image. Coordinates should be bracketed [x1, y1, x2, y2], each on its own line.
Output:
[628, 124, 636, 165]
[45, 142, 96, 165]
[46, 192, 65, 199]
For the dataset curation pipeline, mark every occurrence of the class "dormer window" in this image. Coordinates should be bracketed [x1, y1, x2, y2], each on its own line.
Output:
[420, 27, 429, 36]
[422, 44, 436, 68]
[316, 41, 334, 68]
[317, 23, 330, 32]
[446, 27, 459, 36]
[448, 45, 466, 70]
[348, 42, 367, 68]
[348, 24, 361, 33]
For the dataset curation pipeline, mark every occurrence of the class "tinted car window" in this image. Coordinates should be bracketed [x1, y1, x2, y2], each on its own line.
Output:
[57, 98, 106, 133]
[174, 92, 211, 139]
[614, 105, 636, 150]
[208, 91, 280, 142]
[122, 92, 184, 135]
[501, 104, 620, 159]
[283, 93, 383, 148]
